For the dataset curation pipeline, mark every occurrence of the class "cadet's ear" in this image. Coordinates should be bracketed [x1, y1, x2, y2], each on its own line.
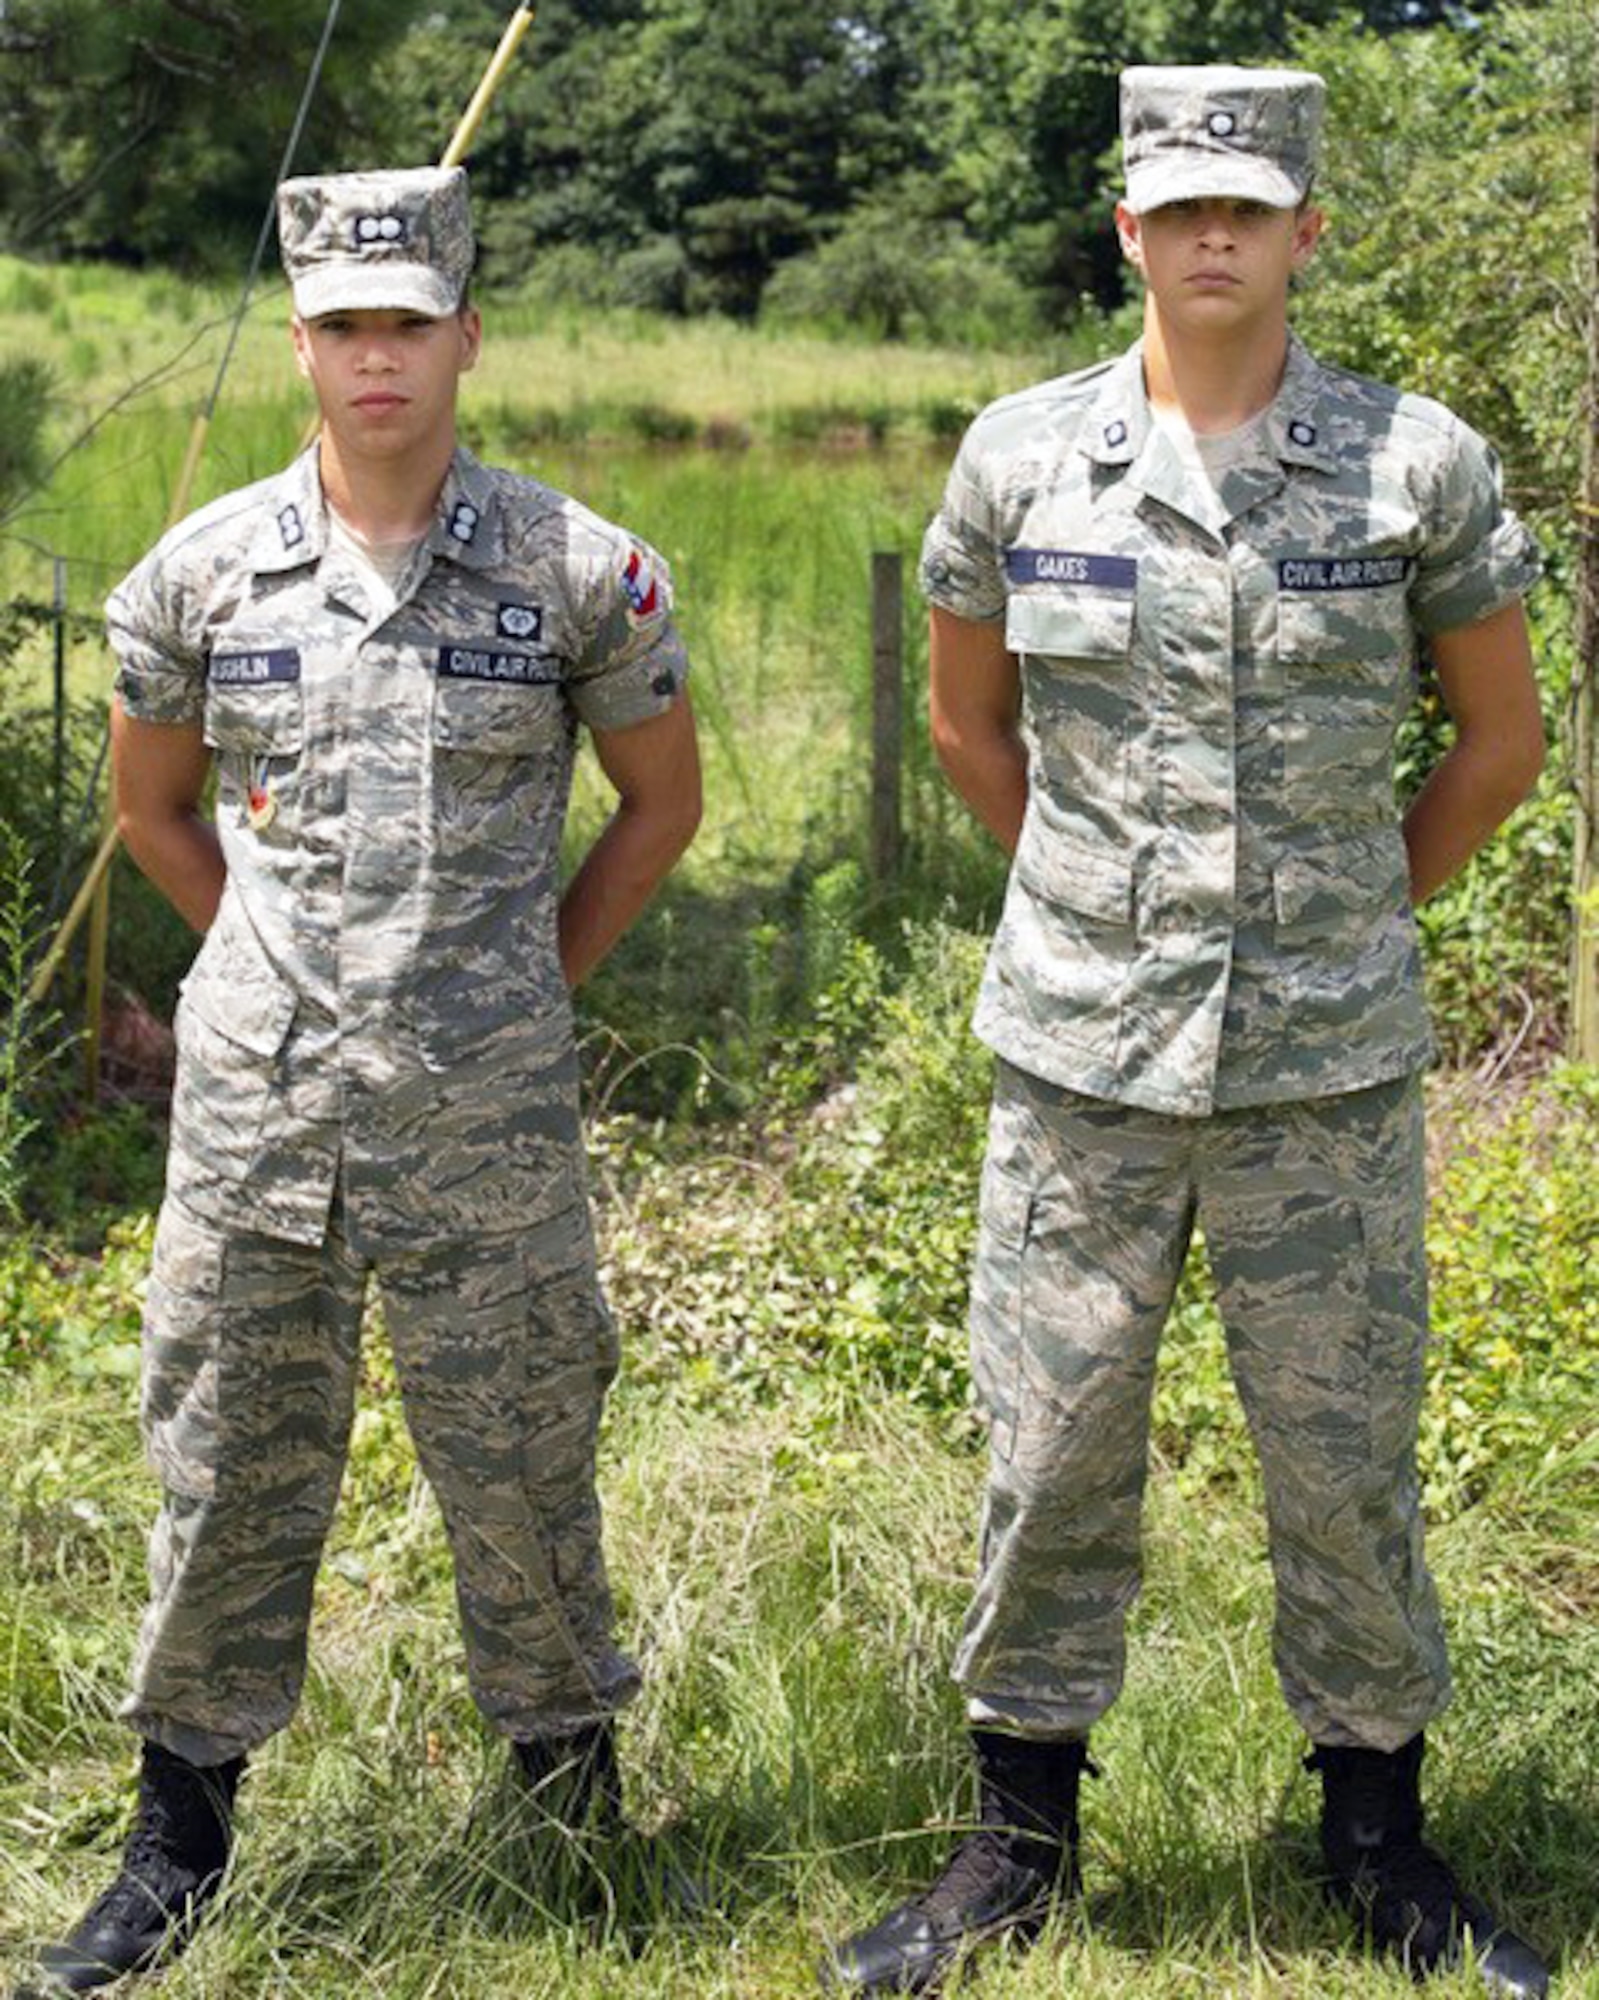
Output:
[291, 315, 313, 379]
[1115, 201, 1145, 272]
[1291, 204, 1325, 271]
[458, 306, 483, 374]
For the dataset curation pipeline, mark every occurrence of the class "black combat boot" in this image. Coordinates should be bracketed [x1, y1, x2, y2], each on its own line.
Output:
[26, 1741, 244, 1996]
[821, 1730, 1094, 1995]
[1308, 1733, 1548, 1998]
[513, 1719, 625, 1835]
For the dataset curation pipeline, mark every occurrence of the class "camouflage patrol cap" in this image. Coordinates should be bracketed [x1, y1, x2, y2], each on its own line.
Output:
[277, 166, 474, 318]
[1120, 65, 1324, 214]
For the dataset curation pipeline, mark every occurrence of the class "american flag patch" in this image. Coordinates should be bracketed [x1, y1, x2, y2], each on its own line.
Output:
[621, 545, 660, 624]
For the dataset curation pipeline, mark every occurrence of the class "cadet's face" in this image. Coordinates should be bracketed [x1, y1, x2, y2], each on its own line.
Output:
[291, 306, 482, 457]
[1116, 197, 1322, 334]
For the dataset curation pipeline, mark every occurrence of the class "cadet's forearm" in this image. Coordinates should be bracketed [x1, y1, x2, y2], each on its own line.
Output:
[1402, 733, 1542, 905]
[118, 807, 226, 933]
[111, 704, 226, 933]
[933, 720, 1030, 856]
[558, 795, 699, 989]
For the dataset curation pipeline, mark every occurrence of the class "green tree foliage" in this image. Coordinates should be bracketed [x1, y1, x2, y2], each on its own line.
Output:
[1292, 1, 1590, 534]
[380, 0, 925, 313]
[0, 0, 431, 269]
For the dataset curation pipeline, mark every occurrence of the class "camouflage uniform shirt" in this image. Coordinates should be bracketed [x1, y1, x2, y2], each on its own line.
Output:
[109, 445, 688, 1254]
[922, 335, 1539, 1117]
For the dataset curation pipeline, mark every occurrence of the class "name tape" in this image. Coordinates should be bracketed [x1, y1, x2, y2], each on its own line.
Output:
[1005, 549, 1138, 591]
[209, 649, 301, 686]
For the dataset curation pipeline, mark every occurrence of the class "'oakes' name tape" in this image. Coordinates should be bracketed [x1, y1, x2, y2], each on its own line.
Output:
[1005, 550, 1138, 590]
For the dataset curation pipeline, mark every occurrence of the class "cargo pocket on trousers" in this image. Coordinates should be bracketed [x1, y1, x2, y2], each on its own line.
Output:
[969, 1160, 1034, 1464]
[140, 1204, 229, 1502]
[516, 1203, 618, 1595]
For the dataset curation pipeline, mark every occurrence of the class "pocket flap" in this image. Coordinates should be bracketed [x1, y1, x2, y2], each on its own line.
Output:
[979, 1160, 1032, 1250]
[1005, 591, 1135, 662]
[1016, 827, 1134, 926]
[179, 905, 296, 1055]
[433, 678, 566, 754]
[202, 682, 304, 755]
[1276, 587, 1407, 667]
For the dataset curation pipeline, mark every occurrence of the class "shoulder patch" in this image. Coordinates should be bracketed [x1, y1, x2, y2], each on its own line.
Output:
[621, 544, 661, 624]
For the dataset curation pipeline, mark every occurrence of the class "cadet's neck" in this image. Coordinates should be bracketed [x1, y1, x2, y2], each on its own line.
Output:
[1141, 305, 1290, 437]
[315, 429, 455, 545]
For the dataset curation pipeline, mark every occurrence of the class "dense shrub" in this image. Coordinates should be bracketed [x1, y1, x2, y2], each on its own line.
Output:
[761, 204, 1039, 348]
[602, 910, 1599, 1532]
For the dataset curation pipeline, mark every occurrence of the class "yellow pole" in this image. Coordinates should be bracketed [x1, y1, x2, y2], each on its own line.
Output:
[27, 822, 119, 1010]
[35, 6, 539, 1043]
[441, 5, 536, 168]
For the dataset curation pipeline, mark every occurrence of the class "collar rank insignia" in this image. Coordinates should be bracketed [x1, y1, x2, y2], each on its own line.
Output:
[1288, 419, 1318, 447]
[448, 500, 480, 544]
[1103, 418, 1130, 449]
[278, 503, 305, 550]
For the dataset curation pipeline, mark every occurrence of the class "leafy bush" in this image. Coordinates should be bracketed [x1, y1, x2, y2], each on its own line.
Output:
[761, 201, 1040, 348]
[1422, 1068, 1599, 1521]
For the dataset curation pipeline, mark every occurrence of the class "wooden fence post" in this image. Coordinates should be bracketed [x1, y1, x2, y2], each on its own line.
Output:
[871, 550, 904, 886]
[1573, 50, 1599, 1065]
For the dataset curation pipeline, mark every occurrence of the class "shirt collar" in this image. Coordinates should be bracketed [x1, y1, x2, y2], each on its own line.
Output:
[422, 446, 506, 571]
[246, 443, 507, 577]
[248, 446, 328, 573]
[1080, 332, 1338, 476]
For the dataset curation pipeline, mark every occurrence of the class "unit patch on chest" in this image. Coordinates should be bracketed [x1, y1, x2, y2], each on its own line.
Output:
[1004, 549, 1138, 591]
[1278, 556, 1414, 591]
[496, 602, 544, 642]
[208, 648, 302, 685]
[436, 644, 560, 685]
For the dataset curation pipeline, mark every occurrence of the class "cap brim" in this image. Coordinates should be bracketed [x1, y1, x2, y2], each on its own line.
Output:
[1124, 155, 1304, 215]
[292, 263, 460, 318]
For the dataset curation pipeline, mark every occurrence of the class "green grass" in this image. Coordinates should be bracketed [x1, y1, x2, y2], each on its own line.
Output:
[1, 1353, 1595, 1996]
[2, 1053, 1597, 1996]
[0, 253, 1070, 620]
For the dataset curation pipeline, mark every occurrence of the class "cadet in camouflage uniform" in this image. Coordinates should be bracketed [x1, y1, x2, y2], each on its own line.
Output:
[825, 68, 1550, 1998]
[21, 167, 701, 1999]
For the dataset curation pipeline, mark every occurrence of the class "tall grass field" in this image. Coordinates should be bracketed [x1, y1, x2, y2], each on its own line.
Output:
[1, 260, 1596, 1996]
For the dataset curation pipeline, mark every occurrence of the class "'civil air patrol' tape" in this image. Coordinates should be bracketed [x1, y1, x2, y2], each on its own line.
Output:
[1005, 550, 1138, 591]
[436, 646, 560, 685]
[1278, 556, 1414, 591]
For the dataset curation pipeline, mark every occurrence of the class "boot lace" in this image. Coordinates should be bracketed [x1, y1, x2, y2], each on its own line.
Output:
[82, 1758, 234, 1931]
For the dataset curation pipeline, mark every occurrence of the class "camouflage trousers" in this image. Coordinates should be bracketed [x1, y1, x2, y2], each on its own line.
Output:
[956, 1061, 1449, 1752]
[121, 1190, 640, 1767]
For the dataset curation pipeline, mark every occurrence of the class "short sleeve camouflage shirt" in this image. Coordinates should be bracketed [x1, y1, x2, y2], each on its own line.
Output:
[108, 445, 690, 1251]
[921, 336, 1540, 1116]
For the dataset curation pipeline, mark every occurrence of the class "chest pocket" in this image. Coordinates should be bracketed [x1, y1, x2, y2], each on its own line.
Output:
[1276, 582, 1412, 808]
[1006, 593, 1135, 804]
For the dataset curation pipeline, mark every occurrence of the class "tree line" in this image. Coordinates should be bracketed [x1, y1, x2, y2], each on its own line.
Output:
[0, 0, 1518, 327]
